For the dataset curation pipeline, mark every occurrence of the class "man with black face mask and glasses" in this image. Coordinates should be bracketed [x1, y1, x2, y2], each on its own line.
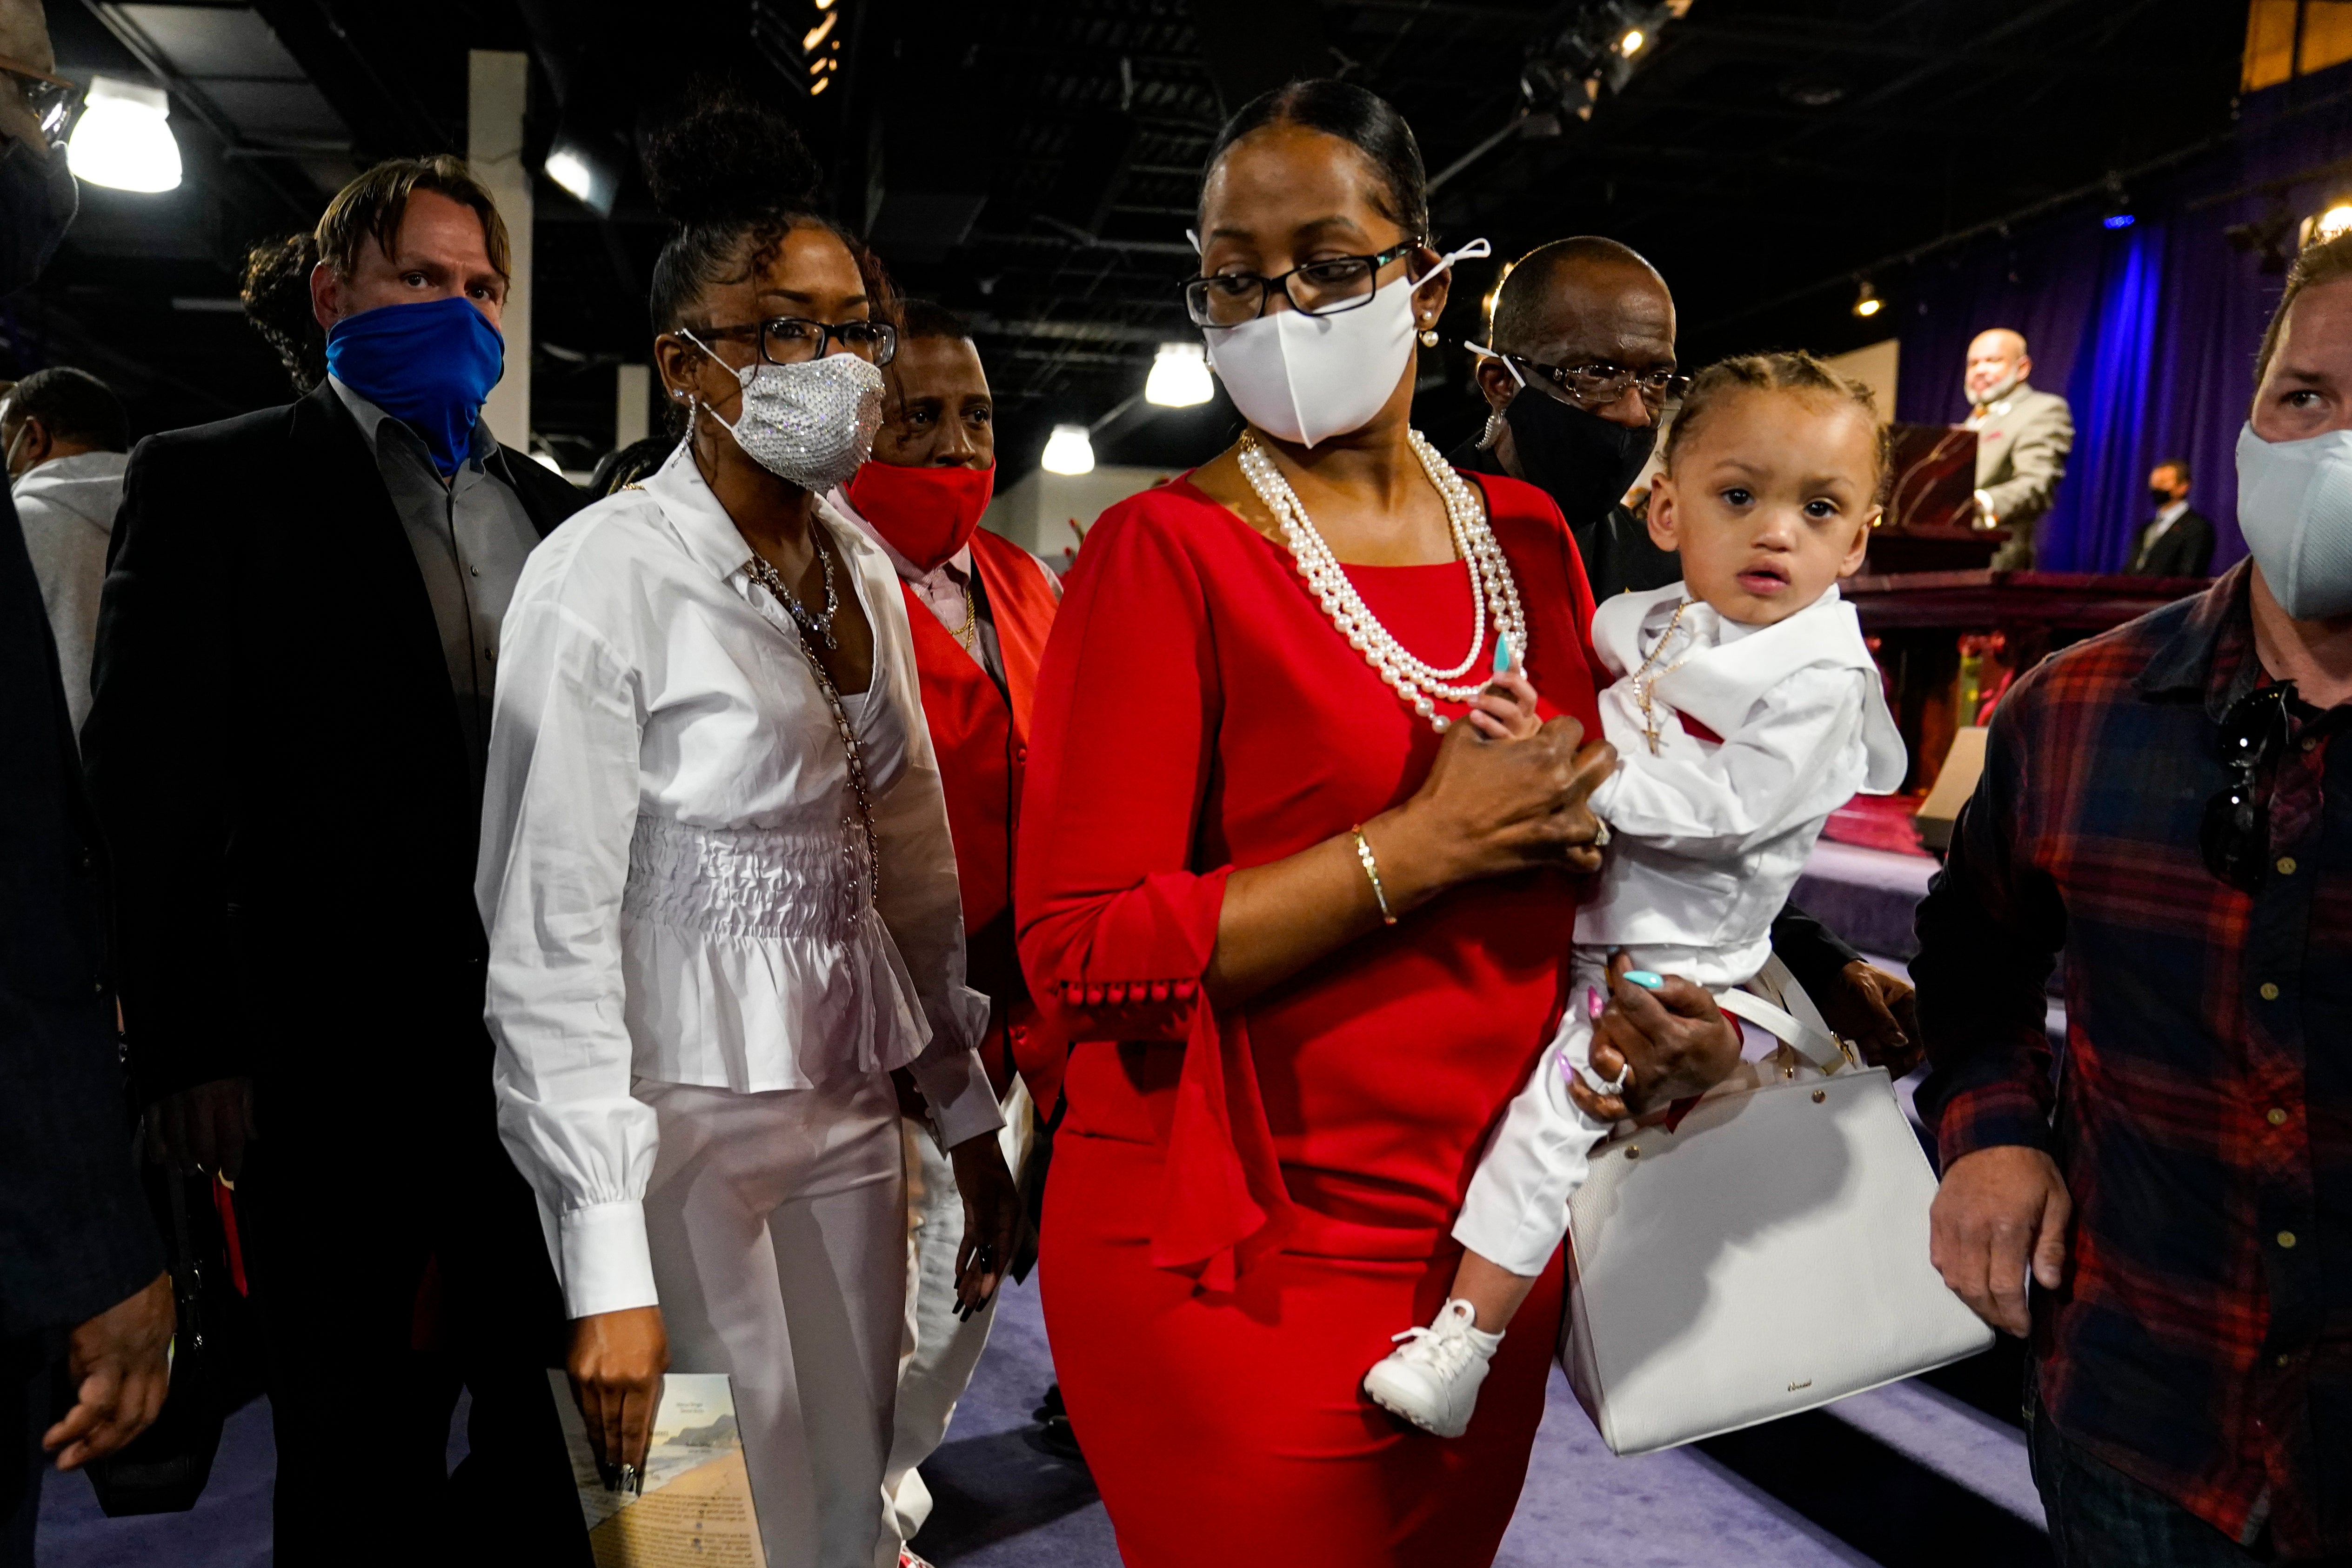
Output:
[1460, 236, 1684, 602]
[1914, 231, 2352, 1566]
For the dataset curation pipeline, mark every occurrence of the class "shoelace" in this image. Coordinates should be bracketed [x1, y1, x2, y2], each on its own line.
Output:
[1389, 1311, 1482, 1378]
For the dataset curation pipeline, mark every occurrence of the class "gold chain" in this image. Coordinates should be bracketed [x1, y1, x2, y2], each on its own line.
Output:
[1628, 599, 1696, 756]
[954, 576, 979, 653]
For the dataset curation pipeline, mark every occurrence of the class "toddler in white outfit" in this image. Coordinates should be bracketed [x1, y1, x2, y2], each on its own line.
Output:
[1365, 351, 1907, 1438]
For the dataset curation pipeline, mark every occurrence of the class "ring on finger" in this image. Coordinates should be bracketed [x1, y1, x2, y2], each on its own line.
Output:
[1590, 818, 1612, 849]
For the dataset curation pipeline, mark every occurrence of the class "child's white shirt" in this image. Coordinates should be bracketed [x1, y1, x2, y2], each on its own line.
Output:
[1575, 580, 1907, 988]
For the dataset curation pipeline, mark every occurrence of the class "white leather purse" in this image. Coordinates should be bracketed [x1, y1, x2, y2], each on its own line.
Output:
[1559, 957, 1994, 1456]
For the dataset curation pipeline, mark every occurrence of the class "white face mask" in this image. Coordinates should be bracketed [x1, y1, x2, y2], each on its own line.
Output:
[682, 332, 885, 492]
[1203, 238, 1490, 449]
[2235, 421, 2352, 620]
[1967, 369, 2021, 408]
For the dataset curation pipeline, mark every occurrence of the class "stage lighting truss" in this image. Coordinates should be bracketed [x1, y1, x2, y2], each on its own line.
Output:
[1519, 0, 1689, 130]
[752, 0, 847, 97]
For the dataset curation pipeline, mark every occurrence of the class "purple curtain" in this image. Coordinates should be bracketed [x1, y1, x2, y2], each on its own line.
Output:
[1894, 63, 2352, 573]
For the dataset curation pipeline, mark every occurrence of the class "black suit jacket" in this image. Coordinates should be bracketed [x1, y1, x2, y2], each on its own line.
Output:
[2125, 507, 2216, 577]
[82, 383, 587, 1108]
[0, 487, 162, 1334]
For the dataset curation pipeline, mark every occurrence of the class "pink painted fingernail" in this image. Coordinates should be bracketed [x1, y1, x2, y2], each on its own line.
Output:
[1587, 986, 1605, 1021]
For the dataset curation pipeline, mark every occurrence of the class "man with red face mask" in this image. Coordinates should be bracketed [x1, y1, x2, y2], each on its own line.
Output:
[830, 301, 1062, 1567]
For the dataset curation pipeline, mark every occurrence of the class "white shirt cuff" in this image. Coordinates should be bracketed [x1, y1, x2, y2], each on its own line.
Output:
[557, 1200, 659, 1320]
[911, 1044, 1006, 1150]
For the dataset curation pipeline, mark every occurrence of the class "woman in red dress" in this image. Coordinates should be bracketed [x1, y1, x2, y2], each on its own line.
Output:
[1015, 83, 1744, 1564]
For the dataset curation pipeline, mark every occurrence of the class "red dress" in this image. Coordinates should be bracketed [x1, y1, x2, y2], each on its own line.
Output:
[1015, 472, 1602, 1566]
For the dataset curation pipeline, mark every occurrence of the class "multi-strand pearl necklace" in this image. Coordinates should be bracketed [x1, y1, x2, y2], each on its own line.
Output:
[1237, 430, 1527, 733]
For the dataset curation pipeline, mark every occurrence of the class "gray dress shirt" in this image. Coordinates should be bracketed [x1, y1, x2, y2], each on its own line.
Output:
[329, 377, 540, 785]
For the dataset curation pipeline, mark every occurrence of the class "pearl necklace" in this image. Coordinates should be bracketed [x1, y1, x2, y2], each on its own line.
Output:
[1237, 430, 1527, 732]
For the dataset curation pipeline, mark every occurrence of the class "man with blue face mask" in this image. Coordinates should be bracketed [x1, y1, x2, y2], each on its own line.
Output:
[1914, 233, 2352, 1565]
[81, 158, 590, 1565]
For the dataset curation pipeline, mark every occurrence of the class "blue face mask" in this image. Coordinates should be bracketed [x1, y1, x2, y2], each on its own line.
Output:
[325, 295, 505, 477]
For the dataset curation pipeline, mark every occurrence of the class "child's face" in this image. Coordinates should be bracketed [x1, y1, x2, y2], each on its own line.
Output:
[1646, 388, 1879, 627]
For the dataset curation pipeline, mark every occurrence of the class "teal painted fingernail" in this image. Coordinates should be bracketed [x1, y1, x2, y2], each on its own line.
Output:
[1493, 629, 1512, 676]
[1622, 970, 1664, 990]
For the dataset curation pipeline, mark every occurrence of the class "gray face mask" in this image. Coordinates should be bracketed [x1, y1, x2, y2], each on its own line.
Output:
[0, 135, 78, 296]
[2235, 422, 2352, 620]
[682, 332, 884, 493]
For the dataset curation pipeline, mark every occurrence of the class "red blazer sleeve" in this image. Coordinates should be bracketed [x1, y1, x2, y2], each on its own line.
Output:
[1016, 490, 1292, 1288]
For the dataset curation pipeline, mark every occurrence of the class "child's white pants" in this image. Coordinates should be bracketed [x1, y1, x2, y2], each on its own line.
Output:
[1451, 952, 1619, 1278]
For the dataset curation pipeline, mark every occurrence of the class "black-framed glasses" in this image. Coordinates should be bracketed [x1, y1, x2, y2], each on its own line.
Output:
[689, 317, 898, 367]
[1183, 239, 1423, 327]
[2200, 683, 2293, 893]
[0, 56, 86, 151]
[1498, 350, 1692, 412]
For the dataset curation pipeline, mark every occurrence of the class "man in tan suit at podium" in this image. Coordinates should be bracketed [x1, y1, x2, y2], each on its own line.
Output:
[1962, 327, 2073, 569]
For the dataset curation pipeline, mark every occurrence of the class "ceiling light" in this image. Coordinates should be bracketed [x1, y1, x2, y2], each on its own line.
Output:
[1619, 28, 1645, 54]
[1042, 424, 1095, 475]
[1145, 342, 1213, 407]
[2316, 203, 2352, 245]
[1852, 279, 1883, 318]
[2102, 212, 2136, 230]
[545, 129, 622, 218]
[68, 76, 180, 193]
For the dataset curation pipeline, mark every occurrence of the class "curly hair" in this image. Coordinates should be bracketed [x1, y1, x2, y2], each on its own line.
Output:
[240, 231, 327, 395]
[1662, 350, 1889, 500]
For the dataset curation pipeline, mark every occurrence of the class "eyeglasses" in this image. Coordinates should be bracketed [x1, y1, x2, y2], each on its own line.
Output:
[1496, 350, 1692, 412]
[689, 317, 898, 367]
[2199, 683, 2293, 893]
[0, 56, 87, 151]
[1184, 239, 1423, 328]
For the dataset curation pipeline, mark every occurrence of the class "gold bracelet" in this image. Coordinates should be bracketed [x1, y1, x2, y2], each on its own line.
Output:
[1351, 824, 1397, 925]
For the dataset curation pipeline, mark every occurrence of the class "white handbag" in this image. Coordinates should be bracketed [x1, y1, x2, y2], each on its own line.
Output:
[1559, 956, 1994, 1456]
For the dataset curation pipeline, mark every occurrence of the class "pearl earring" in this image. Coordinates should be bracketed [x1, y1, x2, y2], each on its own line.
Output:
[1418, 326, 1439, 348]
[1476, 408, 1508, 450]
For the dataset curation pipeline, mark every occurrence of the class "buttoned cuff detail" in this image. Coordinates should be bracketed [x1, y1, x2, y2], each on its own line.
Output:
[557, 1200, 659, 1321]
[911, 1043, 1006, 1150]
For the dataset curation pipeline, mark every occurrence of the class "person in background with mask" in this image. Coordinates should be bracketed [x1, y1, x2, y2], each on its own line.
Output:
[0, 11, 174, 1561]
[82, 157, 589, 1566]
[1016, 80, 1754, 1565]
[6, 367, 128, 737]
[477, 96, 1018, 1568]
[2126, 456, 2216, 577]
[1465, 235, 1923, 1073]
[1914, 231, 2352, 1565]
[1960, 327, 2073, 570]
[1463, 235, 1682, 601]
[826, 299, 1059, 1568]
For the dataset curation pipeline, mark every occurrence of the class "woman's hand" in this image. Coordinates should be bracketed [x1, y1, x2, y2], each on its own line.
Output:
[1567, 950, 1744, 1120]
[949, 1131, 1021, 1321]
[568, 1306, 669, 1481]
[1814, 960, 1923, 1077]
[1377, 712, 1616, 899]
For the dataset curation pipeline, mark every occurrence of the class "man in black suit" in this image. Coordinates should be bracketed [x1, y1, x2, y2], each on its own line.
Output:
[2125, 456, 2216, 577]
[1, 23, 175, 1557]
[83, 157, 589, 1566]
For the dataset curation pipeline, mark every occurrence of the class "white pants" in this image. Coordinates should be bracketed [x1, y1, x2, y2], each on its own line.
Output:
[639, 1074, 906, 1568]
[876, 1081, 1034, 1563]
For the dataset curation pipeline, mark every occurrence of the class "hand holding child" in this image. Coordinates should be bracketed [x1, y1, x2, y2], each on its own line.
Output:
[1463, 667, 1542, 742]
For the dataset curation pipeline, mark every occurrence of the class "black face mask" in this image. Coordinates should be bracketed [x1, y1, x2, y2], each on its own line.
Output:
[2150, 485, 2178, 509]
[0, 135, 78, 297]
[1502, 386, 1657, 529]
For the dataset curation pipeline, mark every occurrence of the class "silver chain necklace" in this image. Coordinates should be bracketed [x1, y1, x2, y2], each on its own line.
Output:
[744, 551, 880, 910]
[748, 537, 842, 650]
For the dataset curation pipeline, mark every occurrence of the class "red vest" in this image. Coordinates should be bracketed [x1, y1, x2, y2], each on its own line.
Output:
[901, 528, 1065, 1108]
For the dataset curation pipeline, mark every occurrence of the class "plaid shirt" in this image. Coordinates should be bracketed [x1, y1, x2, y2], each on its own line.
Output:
[1914, 561, 2352, 1557]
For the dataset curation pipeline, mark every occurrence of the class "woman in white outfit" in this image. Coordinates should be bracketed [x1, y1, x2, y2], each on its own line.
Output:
[475, 98, 1019, 1567]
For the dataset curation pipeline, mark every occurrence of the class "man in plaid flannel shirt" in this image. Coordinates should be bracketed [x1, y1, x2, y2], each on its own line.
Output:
[1915, 234, 2352, 1564]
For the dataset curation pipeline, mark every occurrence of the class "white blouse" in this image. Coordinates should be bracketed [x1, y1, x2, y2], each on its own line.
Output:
[477, 443, 999, 1320]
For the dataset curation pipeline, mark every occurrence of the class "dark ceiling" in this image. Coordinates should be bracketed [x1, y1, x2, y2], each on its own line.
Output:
[7, 0, 2251, 474]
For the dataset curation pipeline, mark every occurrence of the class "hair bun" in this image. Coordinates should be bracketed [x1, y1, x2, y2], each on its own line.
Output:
[640, 90, 823, 228]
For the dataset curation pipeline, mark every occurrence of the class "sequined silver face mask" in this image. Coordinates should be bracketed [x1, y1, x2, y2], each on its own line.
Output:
[682, 331, 885, 492]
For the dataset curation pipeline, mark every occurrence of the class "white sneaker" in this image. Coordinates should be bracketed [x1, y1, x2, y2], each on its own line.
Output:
[1362, 1298, 1503, 1439]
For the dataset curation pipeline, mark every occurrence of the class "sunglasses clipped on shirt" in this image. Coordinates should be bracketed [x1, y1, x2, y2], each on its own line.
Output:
[2200, 682, 2294, 894]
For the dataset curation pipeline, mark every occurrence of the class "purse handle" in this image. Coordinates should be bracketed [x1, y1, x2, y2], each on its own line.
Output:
[1714, 955, 1856, 1076]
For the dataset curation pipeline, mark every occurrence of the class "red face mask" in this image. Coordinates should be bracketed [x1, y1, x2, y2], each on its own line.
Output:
[845, 460, 997, 573]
